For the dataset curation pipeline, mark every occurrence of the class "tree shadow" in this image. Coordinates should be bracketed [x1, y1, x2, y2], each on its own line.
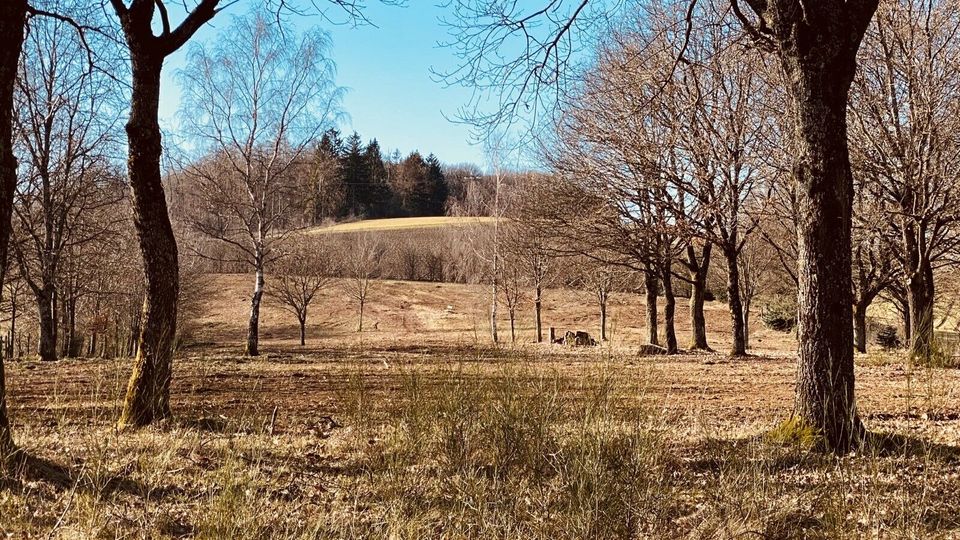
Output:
[1, 448, 157, 499]
[680, 428, 960, 478]
[862, 430, 960, 461]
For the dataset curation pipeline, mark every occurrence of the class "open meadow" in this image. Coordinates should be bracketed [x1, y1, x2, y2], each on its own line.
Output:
[6, 1, 960, 537]
[2, 277, 959, 538]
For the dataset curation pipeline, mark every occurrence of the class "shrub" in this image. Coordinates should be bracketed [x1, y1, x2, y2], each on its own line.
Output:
[760, 296, 797, 332]
[875, 324, 900, 349]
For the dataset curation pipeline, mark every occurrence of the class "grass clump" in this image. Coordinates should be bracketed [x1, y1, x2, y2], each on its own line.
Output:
[766, 416, 819, 450]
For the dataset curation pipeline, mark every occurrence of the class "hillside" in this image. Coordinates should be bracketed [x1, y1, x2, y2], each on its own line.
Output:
[186, 274, 799, 355]
[305, 216, 497, 235]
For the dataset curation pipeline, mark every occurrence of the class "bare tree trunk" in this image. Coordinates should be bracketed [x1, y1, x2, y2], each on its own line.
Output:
[783, 29, 867, 453]
[743, 295, 752, 350]
[118, 52, 179, 429]
[907, 256, 935, 362]
[599, 294, 608, 342]
[299, 314, 306, 346]
[0, 0, 27, 459]
[687, 244, 711, 351]
[644, 267, 659, 346]
[245, 263, 264, 356]
[0, 357, 10, 460]
[534, 285, 543, 343]
[724, 248, 747, 357]
[358, 298, 365, 332]
[661, 263, 678, 355]
[7, 293, 16, 359]
[510, 312, 516, 342]
[36, 287, 57, 362]
[853, 300, 869, 354]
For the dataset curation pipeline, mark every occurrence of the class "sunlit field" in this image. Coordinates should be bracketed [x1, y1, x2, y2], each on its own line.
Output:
[2, 278, 959, 538]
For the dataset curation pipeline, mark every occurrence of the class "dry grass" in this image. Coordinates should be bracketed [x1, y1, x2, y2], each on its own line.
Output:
[2, 342, 959, 538]
[304, 216, 497, 235]
[2, 277, 959, 538]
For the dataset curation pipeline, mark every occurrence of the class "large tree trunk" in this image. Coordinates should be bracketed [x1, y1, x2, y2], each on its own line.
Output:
[643, 267, 659, 346]
[723, 247, 747, 357]
[687, 244, 712, 351]
[0, 0, 27, 460]
[907, 256, 935, 362]
[35, 286, 57, 362]
[245, 264, 264, 356]
[534, 286, 543, 343]
[773, 5, 873, 452]
[853, 300, 869, 354]
[118, 52, 180, 429]
[661, 262, 678, 355]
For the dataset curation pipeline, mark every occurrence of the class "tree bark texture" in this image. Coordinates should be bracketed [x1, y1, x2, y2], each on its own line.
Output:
[687, 244, 711, 351]
[0, 0, 28, 459]
[661, 263, 678, 354]
[907, 256, 935, 362]
[644, 267, 659, 346]
[749, 0, 878, 452]
[118, 49, 180, 428]
[724, 248, 747, 357]
[853, 300, 869, 354]
[35, 287, 58, 362]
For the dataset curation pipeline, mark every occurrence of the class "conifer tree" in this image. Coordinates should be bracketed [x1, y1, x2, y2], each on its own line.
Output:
[362, 139, 391, 217]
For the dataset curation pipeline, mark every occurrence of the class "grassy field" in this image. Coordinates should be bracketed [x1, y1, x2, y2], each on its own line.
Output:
[305, 216, 498, 235]
[2, 277, 960, 538]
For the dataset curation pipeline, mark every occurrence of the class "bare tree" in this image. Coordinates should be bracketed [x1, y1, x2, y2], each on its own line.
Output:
[505, 192, 553, 342]
[498, 249, 525, 343]
[850, 189, 898, 353]
[269, 237, 336, 346]
[445, 0, 881, 451]
[12, 15, 123, 362]
[849, 0, 960, 361]
[177, 9, 342, 356]
[574, 256, 632, 343]
[663, 16, 776, 357]
[453, 135, 517, 344]
[110, 0, 224, 428]
[346, 234, 386, 333]
[733, 235, 779, 350]
[735, 0, 879, 450]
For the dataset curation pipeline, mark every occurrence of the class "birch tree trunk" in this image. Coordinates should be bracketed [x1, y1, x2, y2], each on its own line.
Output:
[246, 262, 265, 356]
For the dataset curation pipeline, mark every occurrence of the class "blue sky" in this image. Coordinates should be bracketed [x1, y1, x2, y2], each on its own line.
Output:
[157, 3, 485, 165]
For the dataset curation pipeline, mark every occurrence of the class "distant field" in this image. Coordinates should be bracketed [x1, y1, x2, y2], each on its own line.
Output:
[307, 216, 498, 234]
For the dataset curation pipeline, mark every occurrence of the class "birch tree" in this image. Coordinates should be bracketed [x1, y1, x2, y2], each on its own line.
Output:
[178, 9, 342, 356]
